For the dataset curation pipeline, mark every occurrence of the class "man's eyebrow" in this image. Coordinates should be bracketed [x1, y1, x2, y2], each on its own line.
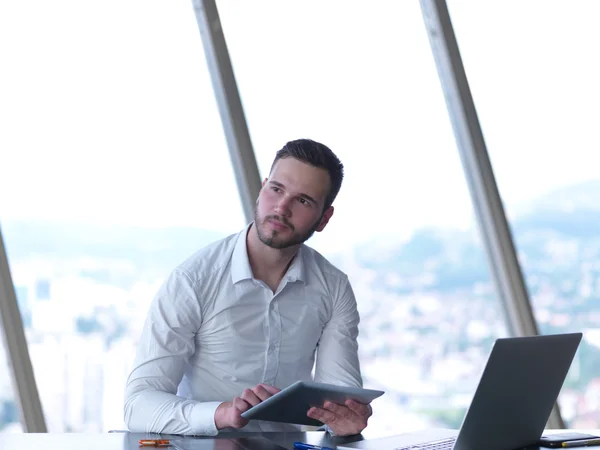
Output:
[269, 180, 318, 205]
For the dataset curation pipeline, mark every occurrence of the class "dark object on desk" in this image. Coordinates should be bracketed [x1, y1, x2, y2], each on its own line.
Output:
[172, 436, 287, 450]
[241, 381, 384, 426]
[227, 437, 289, 450]
[539, 433, 600, 448]
[560, 439, 600, 448]
[339, 333, 582, 450]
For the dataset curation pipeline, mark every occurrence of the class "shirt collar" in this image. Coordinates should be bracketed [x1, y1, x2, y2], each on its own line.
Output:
[231, 224, 254, 284]
[283, 246, 306, 284]
[231, 223, 307, 285]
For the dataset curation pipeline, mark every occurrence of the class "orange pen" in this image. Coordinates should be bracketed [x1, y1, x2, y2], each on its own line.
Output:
[139, 439, 171, 447]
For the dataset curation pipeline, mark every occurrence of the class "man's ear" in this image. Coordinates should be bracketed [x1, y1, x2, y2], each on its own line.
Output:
[316, 206, 334, 232]
[256, 178, 269, 206]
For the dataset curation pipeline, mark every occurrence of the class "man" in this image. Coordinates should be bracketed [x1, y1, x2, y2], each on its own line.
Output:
[124, 139, 372, 436]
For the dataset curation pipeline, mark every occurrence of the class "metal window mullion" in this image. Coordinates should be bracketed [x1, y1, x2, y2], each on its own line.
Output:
[0, 225, 47, 432]
[419, 0, 564, 429]
[191, 0, 262, 223]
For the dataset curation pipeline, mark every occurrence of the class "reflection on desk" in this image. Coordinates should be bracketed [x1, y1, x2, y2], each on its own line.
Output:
[0, 431, 365, 450]
[3, 430, 600, 450]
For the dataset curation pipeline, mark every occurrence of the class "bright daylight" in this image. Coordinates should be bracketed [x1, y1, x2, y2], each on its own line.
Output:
[1, 0, 600, 447]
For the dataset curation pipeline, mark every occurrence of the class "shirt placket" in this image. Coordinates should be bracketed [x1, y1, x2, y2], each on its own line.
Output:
[262, 290, 283, 385]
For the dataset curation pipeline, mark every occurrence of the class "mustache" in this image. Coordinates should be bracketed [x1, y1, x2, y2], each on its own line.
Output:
[265, 215, 294, 231]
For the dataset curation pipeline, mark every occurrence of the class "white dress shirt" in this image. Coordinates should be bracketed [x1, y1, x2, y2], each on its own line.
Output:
[124, 225, 362, 436]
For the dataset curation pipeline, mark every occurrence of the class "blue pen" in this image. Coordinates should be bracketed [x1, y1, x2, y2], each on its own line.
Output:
[293, 442, 335, 450]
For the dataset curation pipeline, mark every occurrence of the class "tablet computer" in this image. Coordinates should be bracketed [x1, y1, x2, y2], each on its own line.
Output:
[240, 380, 385, 426]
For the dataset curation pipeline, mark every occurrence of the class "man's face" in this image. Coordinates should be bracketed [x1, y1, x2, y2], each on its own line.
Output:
[254, 157, 334, 250]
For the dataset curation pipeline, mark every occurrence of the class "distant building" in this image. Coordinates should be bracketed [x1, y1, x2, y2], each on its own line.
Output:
[35, 279, 51, 301]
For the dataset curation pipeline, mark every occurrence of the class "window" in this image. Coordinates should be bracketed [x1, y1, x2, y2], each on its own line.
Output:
[448, 0, 600, 427]
[0, 0, 245, 431]
[219, 0, 509, 436]
[0, 337, 20, 432]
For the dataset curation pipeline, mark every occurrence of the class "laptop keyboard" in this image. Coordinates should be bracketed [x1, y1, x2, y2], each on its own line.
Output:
[395, 437, 456, 450]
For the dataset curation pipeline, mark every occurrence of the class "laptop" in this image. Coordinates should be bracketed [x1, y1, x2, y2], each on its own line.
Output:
[339, 333, 582, 450]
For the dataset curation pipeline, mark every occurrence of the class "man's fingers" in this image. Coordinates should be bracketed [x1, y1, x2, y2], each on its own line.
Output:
[233, 396, 252, 413]
[346, 400, 372, 418]
[251, 384, 275, 401]
[307, 406, 338, 424]
[324, 401, 354, 420]
[229, 397, 251, 429]
[241, 388, 262, 407]
[258, 384, 281, 395]
[308, 404, 368, 436]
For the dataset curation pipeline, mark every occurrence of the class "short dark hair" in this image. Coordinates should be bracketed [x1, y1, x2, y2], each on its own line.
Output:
[270, 139, 344, 211]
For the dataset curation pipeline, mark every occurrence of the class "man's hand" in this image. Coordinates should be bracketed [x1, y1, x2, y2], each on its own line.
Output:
[307, 399, 372, 436]
[214, 384, 280, 430]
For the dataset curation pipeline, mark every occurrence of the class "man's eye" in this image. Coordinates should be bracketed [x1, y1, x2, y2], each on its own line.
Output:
[298, 198, 309, 205]
[271, 186, 280, 192]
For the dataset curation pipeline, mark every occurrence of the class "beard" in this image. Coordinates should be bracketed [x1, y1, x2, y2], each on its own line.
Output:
[254, 208, 322, 250]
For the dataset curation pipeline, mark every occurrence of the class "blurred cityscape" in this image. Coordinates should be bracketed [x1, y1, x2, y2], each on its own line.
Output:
[1, 181, 600, 436]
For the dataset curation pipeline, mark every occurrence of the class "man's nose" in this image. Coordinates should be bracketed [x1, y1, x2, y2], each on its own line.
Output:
[274, 195, 293, 216]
